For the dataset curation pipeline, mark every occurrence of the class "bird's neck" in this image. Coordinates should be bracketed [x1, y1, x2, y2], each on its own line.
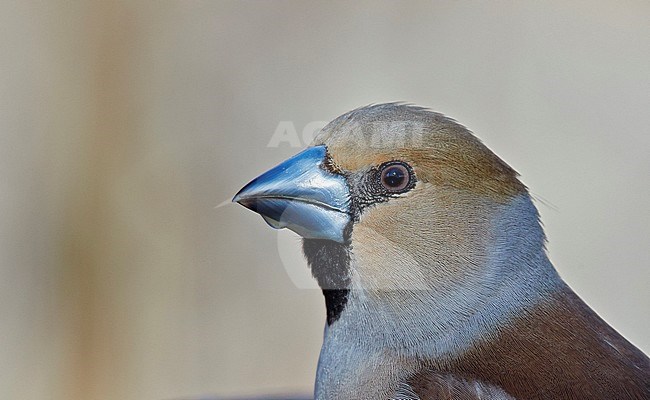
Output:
[333, 248, 564, 361]
[310, 195, 569, 398]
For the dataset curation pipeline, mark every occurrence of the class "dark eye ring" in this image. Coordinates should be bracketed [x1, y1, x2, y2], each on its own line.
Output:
[379, 162, 413, 193]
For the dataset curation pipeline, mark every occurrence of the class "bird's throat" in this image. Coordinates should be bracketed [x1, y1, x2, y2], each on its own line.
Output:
[303, 238, 351, 325]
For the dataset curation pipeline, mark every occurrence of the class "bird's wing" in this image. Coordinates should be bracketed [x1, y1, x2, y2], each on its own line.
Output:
[399, 286, 649, 400]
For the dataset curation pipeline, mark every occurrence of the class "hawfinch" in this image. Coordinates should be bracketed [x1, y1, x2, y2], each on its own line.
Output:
[233, 104, 649, 399]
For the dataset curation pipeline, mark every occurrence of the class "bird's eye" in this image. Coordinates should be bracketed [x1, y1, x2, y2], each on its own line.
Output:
[379, 162, 412, 193]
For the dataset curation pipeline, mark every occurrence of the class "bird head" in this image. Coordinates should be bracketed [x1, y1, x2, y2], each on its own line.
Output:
[233, 103, 648, 400]
[234, 103, 546, 327]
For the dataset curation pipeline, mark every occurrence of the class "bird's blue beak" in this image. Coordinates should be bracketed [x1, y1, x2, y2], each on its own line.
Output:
[232, 145, 351, 243]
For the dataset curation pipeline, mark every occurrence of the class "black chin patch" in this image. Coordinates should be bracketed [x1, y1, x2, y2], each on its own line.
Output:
[302, 224, 352, 325]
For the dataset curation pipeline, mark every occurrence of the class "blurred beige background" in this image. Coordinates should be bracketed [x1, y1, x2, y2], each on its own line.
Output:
[1, 1, 648, 399]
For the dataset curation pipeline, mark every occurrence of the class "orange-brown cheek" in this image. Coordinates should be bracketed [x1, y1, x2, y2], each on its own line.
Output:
[350, 185, 495, 291]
